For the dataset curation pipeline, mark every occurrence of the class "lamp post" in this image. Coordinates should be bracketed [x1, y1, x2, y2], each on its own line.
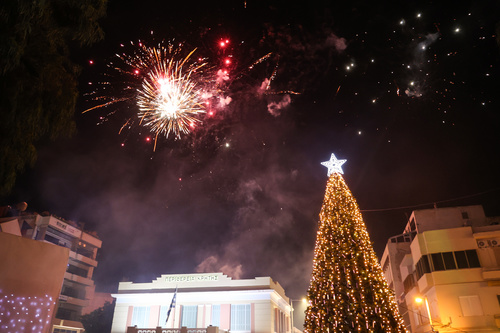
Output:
[290, 298, 307, 333]
[415, 296, 435, 332]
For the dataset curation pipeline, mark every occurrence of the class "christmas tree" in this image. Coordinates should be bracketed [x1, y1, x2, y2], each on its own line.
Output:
[304, 154, 407, 333]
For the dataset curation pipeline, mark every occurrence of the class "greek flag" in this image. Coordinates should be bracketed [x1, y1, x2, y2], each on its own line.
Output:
[166, 287, 178, 324]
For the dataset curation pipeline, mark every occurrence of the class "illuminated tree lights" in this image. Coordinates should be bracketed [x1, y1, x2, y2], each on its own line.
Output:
[0, 291, 56, 333]
[304, 168, 407, 332]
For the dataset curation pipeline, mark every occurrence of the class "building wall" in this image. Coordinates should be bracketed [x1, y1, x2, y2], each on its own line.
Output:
[1, 213, 102, 333]
[0, 232, 69, 333]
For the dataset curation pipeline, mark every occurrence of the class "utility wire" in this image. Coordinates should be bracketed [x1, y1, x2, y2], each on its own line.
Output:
[360, 187, 500, 213]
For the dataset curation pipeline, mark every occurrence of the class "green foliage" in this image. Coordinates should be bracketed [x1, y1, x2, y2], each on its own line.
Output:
[81, 300, 115, 333]
[0, 0, 107, 197]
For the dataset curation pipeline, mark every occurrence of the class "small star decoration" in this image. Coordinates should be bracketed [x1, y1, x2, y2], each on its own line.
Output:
[321, 153, 347, 175]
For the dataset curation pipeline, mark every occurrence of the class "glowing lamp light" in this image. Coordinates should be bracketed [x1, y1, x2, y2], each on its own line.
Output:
[415, 297, 424, 304]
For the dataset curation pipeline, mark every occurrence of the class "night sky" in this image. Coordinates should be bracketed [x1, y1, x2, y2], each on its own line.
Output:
[7, 0, 500, 299]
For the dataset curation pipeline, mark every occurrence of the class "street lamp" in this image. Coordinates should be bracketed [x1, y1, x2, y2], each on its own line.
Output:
[415, 296, 434, 332]
[290, 298, 307, 333]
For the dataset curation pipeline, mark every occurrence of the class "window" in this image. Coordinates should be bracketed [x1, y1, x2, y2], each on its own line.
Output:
[442, 252, 456, 270]
[461, 212, 469, 219]
[61, 286, 80, 299]
[45, 226, 74, 248]
[67, 264, 88, 278]
[431, 253, 445, 271]
[181, 305, 198, 328]
[159, 305, 171, 327]
[459, 295, 483, 316]
[211, 305, 221, 327]
[131, 306, 150, 328]
[231, 304, 251, 331]
[455, 251, 468, 268]
[56, 307, 77, 321]
[416, 250, 481, 280]
[403, 273, 415, 293]
[465, 250, 481, 268]
[416, 255, 431, 279]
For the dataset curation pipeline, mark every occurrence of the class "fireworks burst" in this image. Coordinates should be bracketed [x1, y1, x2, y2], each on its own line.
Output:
[85, 40, 228, 150]
[84, 36, 297, 151]
[136, 47, 207, 146]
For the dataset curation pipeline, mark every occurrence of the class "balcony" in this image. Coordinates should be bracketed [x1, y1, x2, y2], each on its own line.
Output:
[58, 294, 89, 307]
[69, 250, 97, 267]
[482, 267, 500, 280]
[81, 232, 102, 248]
[64, 272, 94, 286]
[126, 328, 225, 333]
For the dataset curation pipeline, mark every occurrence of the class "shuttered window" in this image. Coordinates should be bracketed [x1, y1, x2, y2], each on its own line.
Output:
[231, 304, 251, 331]
[211, 305, 221, 327]
[131, 306, 150, 328]
[181, 305, 198, 328]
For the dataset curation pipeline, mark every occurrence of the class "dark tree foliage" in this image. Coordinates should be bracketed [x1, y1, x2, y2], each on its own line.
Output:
[0, 0, 107, 197]
[81, 300, 115, 333]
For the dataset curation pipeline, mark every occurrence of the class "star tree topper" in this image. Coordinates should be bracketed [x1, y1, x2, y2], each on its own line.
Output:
[321, 153, 347, 175]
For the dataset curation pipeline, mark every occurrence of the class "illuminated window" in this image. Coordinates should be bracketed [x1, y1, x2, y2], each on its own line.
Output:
[231, 304, 251, 331]
[131, 306, 150, 328]
[459, 295, 483, 316]
[181, 305, 198, 328]
[211, 305, 221, 327]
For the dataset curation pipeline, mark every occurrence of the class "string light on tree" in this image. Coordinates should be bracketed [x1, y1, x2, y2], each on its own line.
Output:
[304, 154, 407, 333]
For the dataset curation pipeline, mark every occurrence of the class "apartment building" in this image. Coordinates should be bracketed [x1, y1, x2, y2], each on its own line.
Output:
[381, 205, 500, 333]
[0, 210, 101, 333]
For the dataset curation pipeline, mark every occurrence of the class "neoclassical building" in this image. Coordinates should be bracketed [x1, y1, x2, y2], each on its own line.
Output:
[111, 273, 292, 333]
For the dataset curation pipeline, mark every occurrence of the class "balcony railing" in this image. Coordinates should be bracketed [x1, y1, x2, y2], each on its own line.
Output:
[126, 327, 224, 333]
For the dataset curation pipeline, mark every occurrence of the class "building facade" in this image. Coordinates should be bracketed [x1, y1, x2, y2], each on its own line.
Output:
[111, 273, 292, 333]
[0, 211, 101, 333]
[381, 205, 500, 333]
